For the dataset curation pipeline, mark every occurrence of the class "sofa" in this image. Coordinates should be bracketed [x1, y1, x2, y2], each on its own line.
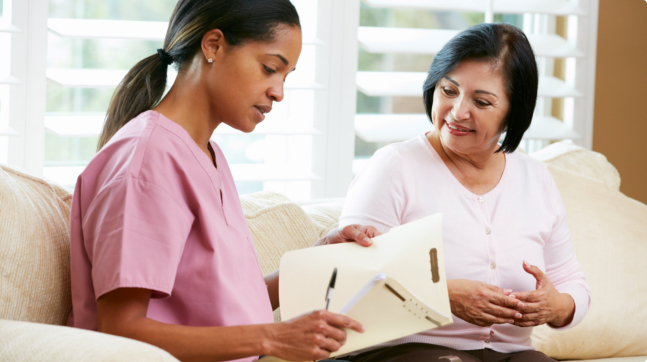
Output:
[1, 141, 646, 362]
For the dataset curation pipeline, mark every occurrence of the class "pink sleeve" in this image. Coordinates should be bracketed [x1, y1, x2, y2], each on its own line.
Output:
[82, 177, 194, 300]
[543, 169, 592, 330]
[339, 147, 405, 234]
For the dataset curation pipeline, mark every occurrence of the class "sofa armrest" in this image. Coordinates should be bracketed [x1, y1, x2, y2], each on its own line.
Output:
[0, 319, 179, 362]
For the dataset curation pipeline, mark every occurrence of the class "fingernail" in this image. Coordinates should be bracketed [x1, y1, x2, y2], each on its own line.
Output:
[517, 302, 524, 308]
[355, 230, 360, 237]
[523, 260, 530, 267]
[504, 289, 512, 293]
[363, 238, 373, 245]
[507, 319, 514, 323]
[515, 313, 522, 319]
[361, 326, 366, 333]
[509, 294, 516, 299]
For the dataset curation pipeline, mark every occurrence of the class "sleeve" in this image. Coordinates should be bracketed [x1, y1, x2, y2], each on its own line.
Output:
[339, 147, 406, 234]
[542, 169, 592, 330]
[82, 176, 195, 300]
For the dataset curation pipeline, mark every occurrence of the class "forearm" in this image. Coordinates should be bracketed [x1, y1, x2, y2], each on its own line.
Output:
[100, 316, 274, 362]
[265, 269, 280, 310]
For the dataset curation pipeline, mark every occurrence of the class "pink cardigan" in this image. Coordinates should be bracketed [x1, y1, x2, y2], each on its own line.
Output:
[339, 134, 591, 353]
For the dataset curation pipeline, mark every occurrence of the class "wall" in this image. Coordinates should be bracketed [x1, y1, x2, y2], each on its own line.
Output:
[593, 0, 647, 204]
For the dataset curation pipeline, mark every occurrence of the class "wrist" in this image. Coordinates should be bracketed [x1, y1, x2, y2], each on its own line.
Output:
[259, 323, 278, 356]
[549, 293, 575, 327]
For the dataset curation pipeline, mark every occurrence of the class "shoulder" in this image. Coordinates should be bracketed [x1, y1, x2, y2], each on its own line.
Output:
[82, 111, 195, 191]
[369, 134, 431, 166]
[508, 149, 563, 207]
[508, 149, 552, 180]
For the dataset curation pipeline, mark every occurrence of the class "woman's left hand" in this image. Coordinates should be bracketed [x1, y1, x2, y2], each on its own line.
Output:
[314, 224, 382, 247]
[510, 261, 575, 328]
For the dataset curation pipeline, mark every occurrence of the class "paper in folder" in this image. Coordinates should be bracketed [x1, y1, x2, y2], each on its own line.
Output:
[260, 213, 452, 361]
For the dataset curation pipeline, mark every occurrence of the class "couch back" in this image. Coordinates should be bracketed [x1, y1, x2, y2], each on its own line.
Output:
[0, 165, 73, 326]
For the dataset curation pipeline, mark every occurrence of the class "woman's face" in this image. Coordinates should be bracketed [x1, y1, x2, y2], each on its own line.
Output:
[206, 25, 302, 132]
[431, 59, 511, 155]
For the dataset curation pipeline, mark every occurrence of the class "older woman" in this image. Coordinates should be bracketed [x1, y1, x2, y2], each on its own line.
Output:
[339, 23, 591, 362]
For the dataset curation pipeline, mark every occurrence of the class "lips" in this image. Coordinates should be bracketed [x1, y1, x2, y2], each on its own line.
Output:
[446, 121, 473, 132]
[254, 105, 272, 115]
[253, 105, 271, 122]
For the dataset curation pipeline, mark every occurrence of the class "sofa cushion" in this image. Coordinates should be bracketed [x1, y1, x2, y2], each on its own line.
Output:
[531, 141, 621, 190]
[240, 191, 326, 322]
[0, 165, 73, 326]
[530, 164, 647, 360]
[301, 201, 344, 239]
[0, 319, 179, 362]
[240, 191, 321, 277]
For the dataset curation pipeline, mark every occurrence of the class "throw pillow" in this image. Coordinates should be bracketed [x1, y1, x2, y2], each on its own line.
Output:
[0, 165, 73, 325]
[531, 165, 647, 359]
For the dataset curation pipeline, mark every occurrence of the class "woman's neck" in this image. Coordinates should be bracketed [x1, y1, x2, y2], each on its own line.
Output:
[153, 60, 220, 152]
[427, 131, 503, 172]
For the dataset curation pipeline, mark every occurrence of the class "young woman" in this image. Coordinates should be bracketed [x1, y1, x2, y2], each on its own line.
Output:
[68, 1, 377, 361]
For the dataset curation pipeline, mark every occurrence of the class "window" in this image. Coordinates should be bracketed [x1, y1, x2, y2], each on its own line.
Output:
[0, 0, 599, 200]
[42, 0, 331, 201]
[353, 0, 599, 174]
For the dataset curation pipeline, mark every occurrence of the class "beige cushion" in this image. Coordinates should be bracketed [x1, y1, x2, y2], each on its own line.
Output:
[0, 319, 178, 362]
[0, 165, 73, 326]
[301, 201, 344, 239]
[530, 164, 647, 360]
[241, 191, 323, 322]
[241, 191, 320, 277]
[565, 358, 647, 362]
[532, 141, 621, 190]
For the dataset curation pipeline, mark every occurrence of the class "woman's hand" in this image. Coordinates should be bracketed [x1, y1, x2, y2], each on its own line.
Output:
[447, 279, 521, 327]
[266, 310, 364, 361]
[314, 224, 382, 247]
[509, 261, 575, 328]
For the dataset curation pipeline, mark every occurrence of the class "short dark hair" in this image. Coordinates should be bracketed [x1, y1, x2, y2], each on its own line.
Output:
[422, 23, 538, 153]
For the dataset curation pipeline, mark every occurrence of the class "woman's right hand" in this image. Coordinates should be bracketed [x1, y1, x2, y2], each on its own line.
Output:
[447, 279, 522, 327]
[266, 310, 364, 361]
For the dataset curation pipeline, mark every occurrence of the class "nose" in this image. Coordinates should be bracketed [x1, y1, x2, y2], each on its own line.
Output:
[267, 82, 285, 103]
[450, 95, 471, 121]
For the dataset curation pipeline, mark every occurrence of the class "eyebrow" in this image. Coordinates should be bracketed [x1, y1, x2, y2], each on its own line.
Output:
[442, 76, 498, 98]
[268, 53, 289, 66]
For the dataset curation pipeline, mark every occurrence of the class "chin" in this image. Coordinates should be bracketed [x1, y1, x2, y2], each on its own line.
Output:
[240, 122, 257, 133]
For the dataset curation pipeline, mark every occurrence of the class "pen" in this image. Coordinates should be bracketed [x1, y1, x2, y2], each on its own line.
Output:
[325, 267, 337, 310]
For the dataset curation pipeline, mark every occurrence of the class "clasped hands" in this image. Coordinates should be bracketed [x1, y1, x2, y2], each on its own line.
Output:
[448, 261, 575, 328]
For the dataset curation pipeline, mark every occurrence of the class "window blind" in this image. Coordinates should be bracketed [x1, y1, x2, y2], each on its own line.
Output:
[38, 0, 338, 201]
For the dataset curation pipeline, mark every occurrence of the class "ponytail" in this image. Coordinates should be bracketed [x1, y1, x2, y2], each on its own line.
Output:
[97, 53, 169, 151]
[97, 0, 300, 151]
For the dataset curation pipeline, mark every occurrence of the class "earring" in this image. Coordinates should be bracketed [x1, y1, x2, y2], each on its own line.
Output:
[207, 58, 213, 63]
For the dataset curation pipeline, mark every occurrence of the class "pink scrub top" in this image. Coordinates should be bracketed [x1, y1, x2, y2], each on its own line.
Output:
[68, 111, 274, 361]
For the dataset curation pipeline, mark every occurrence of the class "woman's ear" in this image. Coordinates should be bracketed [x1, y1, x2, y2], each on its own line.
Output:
[202, 29, 226, 63]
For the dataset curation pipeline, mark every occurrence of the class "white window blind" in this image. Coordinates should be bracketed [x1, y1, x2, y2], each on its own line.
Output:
[0, 0, 17, 164]
[0, 0, 360, 201]
[353, 0, 599, 173]
[40, 0, 330, 201]
[0, 0, 48, 172]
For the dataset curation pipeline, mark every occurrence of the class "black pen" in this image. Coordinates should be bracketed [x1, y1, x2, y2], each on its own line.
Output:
[325, 267, 337, 310]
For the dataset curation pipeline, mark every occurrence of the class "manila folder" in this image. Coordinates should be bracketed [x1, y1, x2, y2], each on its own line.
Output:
[262, 213, 452, 361]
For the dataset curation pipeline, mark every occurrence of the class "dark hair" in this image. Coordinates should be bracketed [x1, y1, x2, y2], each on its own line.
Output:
[97, 0, 301, 150]
[422, 23, 538, 153]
